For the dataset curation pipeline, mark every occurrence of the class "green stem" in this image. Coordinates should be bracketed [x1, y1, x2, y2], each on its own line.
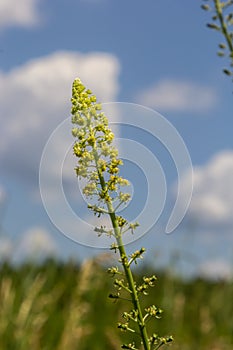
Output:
[93, 148, 151, 350]
[114, 231, 151, 350]
[215, 0, 233, 55]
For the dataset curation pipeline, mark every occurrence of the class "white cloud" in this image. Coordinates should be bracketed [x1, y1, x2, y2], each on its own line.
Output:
[138, 79, 217, 113]
[0, 237, 13, 260]
[14, 227, 58, 262]
[0, 0, 40, 29]
[199, 259, 233, 281]
[0, 51, 120, 198]
[178, 150, 233, 228]
[0, 226, 58, 262]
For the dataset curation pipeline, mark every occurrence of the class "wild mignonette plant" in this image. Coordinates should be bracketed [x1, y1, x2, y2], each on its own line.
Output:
[71, 78, 173, 350]
[201, 0, 233, 79]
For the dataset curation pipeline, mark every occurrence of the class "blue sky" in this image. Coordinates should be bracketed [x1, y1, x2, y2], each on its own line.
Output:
[0, 0, 233, 279]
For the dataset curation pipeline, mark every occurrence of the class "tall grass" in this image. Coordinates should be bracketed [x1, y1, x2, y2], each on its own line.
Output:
[0, 259, 232, 350]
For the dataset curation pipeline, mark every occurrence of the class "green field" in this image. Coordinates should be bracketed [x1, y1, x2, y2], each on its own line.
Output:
[0, 258, 232, 350]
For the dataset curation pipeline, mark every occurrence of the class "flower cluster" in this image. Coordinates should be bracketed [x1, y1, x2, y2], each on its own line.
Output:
[70, 78, 173, 350]
[71, 78, 130, 211]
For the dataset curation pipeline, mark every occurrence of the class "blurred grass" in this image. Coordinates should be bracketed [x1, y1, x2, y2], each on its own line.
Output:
[0, 258, 232, 350]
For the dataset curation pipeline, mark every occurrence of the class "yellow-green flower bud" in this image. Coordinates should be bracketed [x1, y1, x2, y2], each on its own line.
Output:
[90, 95, 97, 102]
[118, 178, 129, 186]
[98, 159, 107, 172]
[72, 128, 79, 137]
[73, 143, 83, 157]
[75, 166, 87, 177]
[83, 182, 97, 196]
[87, 134, 96, 146]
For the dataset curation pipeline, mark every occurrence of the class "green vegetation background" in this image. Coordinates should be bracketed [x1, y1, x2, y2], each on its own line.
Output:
[0, 257, 232, 350]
